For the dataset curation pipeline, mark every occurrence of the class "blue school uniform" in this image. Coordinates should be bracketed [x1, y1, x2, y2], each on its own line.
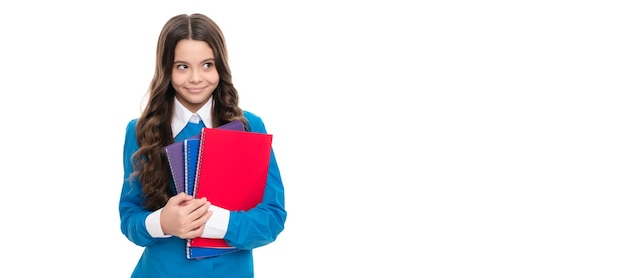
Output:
[119, 111, 286, 277]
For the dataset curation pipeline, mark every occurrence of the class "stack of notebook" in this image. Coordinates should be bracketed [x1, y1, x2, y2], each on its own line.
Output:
[164, 120, 273, 259]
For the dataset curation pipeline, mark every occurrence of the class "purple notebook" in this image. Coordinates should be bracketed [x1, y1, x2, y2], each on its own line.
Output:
[165, 120, 244, 194]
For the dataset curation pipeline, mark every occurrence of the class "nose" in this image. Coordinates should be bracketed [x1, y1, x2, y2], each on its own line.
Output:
[189, 69, 202, 83]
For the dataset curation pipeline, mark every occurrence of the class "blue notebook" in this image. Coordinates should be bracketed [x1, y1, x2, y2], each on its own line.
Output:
[183, 138, 237, 259]
[187, 246, 239, 260]
[184, 137, 239, 259]
[183, 138, 200, 196]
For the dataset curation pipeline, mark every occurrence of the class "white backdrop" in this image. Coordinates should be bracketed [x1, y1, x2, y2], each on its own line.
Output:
[0, 1, 625, 277]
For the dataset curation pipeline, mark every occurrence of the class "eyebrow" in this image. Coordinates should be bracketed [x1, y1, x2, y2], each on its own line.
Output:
[173, 58, 216, 64]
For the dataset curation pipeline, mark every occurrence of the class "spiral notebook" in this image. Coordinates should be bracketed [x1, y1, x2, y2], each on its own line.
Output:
[164, 119, 271, 259]
[164, 120, 244, 194]
[187, 127, 273, 253]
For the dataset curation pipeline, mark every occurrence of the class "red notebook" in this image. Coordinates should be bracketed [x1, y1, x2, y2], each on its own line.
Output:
[188, 128, 273, 249]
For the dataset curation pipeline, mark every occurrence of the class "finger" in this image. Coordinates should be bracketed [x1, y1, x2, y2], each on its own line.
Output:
[169, 192, 193, 205]
[182, 198, 209, 213]
[181, 196, 208, 206]
[188, 202, 211, 221]
[180, 209, 212, 239]
[184, 226, 205, 239]
[189, 209, 213, 232]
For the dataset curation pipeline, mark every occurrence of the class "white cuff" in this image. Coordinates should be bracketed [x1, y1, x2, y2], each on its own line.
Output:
[201, 205, 230, 238]
[145, 208, 172, 238]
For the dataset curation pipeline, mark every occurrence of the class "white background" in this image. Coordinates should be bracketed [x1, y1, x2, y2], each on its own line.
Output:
[0, 0, 625, 277]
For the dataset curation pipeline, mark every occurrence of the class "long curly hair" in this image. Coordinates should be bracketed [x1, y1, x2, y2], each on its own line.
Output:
[132, 13, 247, 211]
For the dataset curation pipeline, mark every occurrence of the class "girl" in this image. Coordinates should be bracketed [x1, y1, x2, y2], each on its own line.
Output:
[119, 13, 286, 277]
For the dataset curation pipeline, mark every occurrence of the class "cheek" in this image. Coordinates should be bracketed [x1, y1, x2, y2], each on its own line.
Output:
[207, 71, 220, 84]
[171, 73, 186, 87]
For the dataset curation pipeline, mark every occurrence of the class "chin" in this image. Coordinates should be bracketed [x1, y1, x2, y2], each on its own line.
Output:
[184, 93, 209, 101]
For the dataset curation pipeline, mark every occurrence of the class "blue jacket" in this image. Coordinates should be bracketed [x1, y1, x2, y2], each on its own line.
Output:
[119, 111, 287, 277]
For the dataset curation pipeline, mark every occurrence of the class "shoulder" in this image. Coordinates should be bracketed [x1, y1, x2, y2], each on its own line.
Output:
[123, 118, 139, 143]
[243, 110, 267, 133]
[243, 110, 261, 123]
[125, 118, 138, 133]
[122, 118, 140, 155]
[127, 118, 138, 126]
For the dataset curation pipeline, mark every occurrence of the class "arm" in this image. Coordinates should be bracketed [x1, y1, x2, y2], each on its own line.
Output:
[118, 120, 211, 246]
[118, 119, 157, 247]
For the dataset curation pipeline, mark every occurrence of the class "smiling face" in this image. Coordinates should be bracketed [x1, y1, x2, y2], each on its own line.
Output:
[171, 39, 220, 113]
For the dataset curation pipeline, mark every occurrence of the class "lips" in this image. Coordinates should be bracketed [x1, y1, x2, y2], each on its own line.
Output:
[186, 87, 206, 93]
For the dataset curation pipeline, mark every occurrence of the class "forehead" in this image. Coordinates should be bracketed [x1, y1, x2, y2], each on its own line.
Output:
[174, 39, 214, 62]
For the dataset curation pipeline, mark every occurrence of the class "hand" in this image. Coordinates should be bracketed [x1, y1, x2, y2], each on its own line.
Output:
[160, 192, 213, 239]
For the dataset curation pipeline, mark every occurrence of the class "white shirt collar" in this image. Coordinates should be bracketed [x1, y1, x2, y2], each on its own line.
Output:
[171, 96, 213, 137]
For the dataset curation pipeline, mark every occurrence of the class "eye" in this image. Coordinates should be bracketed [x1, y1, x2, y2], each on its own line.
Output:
[203, 62, 214, 69]
[175, 64, 188, 70]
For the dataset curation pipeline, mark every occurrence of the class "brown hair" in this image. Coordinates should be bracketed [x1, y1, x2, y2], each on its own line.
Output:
[132, 13, 247, 210]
